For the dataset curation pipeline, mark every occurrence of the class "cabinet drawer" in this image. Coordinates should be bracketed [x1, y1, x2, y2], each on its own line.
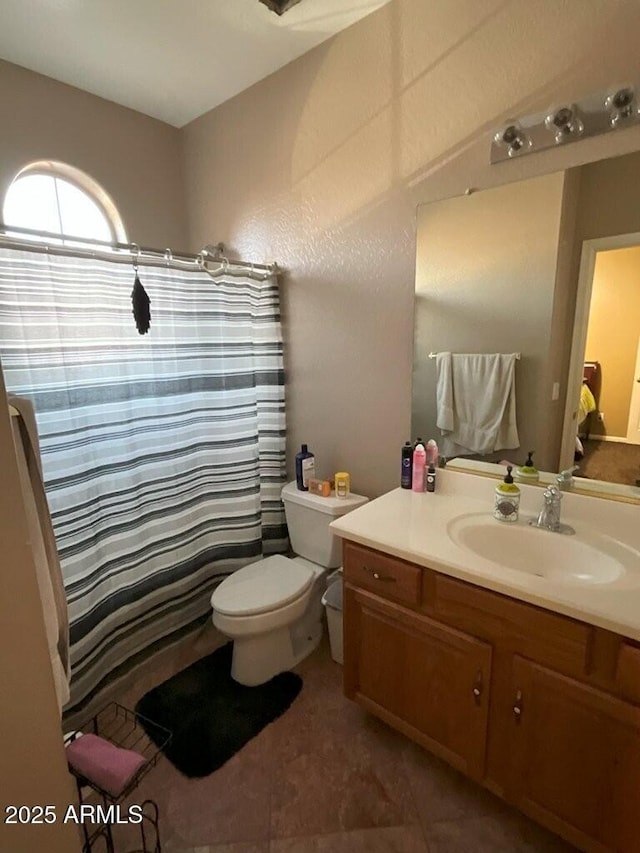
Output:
[343, 541, 421, 606]
[616, 643, 640, 704]
[434, 575, 589, 676]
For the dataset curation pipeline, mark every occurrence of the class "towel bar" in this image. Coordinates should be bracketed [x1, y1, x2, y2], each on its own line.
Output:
[428, 351, 521, 359]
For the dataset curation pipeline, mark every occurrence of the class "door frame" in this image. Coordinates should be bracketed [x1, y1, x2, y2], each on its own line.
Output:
[559, 231, 640, 471]
[626, 336, 640, 444]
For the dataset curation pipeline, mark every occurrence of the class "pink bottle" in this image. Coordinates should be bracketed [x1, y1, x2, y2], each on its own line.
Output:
[412, 443, 426, 492]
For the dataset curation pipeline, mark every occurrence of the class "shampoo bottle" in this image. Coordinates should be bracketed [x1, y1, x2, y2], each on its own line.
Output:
[295, 444, 315, 491]
[401, 441, 413, 489]
[412, 443, 426, 492]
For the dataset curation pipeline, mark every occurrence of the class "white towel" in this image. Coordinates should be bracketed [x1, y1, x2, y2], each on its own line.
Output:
[8, 396, 70, 713]
[436, 352, 519, 456]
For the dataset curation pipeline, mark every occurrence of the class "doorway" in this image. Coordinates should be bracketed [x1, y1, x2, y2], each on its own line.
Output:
[626, 336, 640, 446]
[560, 235, 640, 486]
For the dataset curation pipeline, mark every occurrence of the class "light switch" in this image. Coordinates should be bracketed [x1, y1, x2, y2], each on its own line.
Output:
[552, 382, 560, 401]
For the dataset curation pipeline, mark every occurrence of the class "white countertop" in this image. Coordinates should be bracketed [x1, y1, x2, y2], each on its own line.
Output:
[330, 468, 640, 641]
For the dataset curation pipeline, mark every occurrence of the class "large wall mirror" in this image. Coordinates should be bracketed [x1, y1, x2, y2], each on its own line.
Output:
[412, 149, 640, 502]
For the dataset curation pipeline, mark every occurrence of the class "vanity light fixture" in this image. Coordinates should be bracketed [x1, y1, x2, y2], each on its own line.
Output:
[491, 81, 640, 163]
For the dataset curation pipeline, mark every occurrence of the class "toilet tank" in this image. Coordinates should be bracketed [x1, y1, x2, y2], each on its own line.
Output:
[281, 481, 368, 568]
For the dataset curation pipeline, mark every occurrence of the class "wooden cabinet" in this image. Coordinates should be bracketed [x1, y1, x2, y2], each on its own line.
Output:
[345, 587, 491, 779]
[342, 539, 640, 853]
[509, 657, 640, 853]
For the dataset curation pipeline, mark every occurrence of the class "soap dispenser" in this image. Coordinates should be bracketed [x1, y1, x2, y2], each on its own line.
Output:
[494, 465, 520, 523]
[515, 451, 539, 484]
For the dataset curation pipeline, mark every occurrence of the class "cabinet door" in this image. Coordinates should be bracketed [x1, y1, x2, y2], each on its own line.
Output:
[509, 656, 640, 853]
[344, 586, 492, 779]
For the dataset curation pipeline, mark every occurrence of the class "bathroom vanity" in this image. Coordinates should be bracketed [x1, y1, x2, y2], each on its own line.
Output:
[330, 470, 640, 853]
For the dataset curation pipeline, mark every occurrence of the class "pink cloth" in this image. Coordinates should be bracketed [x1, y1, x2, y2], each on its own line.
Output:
[66, 733, 146, 797]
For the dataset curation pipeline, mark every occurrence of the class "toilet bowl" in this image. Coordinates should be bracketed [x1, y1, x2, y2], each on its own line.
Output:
[211, 554, 323, 685]
[211, 481, 368, 686]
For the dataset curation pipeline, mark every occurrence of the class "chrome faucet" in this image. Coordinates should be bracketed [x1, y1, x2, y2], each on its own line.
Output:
[556, 465, 579, 490]
[529, 485, 575, 535]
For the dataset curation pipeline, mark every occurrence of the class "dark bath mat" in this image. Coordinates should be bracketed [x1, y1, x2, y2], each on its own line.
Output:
[135, 642, 302, 778]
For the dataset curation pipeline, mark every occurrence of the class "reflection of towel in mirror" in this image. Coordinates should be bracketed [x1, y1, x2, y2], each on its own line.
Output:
[436, 352, 519, 456]
[578, 382, 596, 425]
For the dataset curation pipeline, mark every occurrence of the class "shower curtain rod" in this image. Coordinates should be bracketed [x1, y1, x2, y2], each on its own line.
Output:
[0, 224, 279, 281]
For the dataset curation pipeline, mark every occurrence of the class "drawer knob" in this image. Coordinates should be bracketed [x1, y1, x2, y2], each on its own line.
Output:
[472, 670, 483, 705]
[363, 566, 396, 583]
[513, 689, 524, 720]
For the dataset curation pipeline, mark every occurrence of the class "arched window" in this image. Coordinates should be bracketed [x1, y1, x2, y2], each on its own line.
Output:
[3, 161, 126, 244]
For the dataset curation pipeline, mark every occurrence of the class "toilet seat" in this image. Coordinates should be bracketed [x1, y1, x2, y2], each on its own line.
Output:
[211, 555, 314, 617]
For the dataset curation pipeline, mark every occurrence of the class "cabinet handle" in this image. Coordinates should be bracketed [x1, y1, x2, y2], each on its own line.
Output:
[363, 566, 396, 583]
[472, 670, 483, 705]
[513, 689, 524, 721]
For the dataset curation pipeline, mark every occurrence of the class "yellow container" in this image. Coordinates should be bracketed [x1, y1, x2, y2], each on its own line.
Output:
[334, 471, 350, 498]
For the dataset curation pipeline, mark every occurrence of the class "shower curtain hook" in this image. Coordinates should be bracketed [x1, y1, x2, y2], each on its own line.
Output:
[164, 248, 173, 267]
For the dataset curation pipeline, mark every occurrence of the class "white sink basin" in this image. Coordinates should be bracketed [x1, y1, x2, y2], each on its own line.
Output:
[447, 513, 640, 589]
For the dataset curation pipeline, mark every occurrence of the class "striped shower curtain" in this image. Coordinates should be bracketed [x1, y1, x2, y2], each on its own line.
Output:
[0, 247, 287, 712]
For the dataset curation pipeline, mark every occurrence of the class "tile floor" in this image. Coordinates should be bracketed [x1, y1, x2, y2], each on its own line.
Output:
[100, 621, 578, 853]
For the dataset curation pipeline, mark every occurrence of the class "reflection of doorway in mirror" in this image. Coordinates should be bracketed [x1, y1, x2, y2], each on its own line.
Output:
[626, 337, 640, 445]
[565, 239, 640, 485]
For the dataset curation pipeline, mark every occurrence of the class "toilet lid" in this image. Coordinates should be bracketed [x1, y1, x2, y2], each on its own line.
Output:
[211, 555, 315, 617]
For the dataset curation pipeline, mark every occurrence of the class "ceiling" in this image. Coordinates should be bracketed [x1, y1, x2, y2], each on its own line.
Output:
[0, 0, 390, 128]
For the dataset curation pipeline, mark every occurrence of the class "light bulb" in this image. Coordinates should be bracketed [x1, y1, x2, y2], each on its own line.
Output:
[605, 87, 638, 127]
[494, 123, 531, 157]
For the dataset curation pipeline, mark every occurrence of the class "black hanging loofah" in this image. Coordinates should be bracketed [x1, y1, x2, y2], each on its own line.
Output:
[131, 274, 151, 334]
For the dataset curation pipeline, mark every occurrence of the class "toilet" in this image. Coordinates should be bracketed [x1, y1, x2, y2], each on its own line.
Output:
[211, 481, 368, 685]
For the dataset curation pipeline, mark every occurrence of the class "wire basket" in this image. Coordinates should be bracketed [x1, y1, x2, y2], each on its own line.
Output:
[67, 702, 172, 803]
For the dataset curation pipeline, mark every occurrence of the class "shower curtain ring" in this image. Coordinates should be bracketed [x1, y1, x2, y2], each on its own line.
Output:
[164, 248, 173, 267]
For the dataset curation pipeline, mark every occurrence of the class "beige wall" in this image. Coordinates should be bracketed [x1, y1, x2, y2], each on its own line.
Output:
[577, 151, 640, 243]
[0, 367, 80, 853]
[183, 0, 640, 497]
[585, 246, 640, 438]
[0, 59, 187, 249]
